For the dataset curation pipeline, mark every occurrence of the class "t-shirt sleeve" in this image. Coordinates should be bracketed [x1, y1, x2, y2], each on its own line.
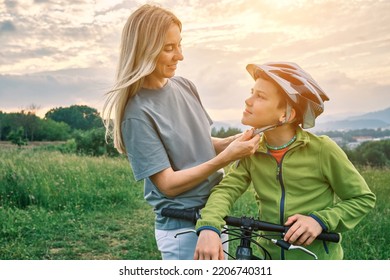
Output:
[121, 117, 171, 181]
[183, 77, 213, 126]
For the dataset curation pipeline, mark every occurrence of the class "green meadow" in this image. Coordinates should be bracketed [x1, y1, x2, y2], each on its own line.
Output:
[0, 147, 388, 260]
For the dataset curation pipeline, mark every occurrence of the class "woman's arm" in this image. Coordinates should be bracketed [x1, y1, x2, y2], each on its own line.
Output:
[211, 133, 242, 155]
[150, 130, 259, 197]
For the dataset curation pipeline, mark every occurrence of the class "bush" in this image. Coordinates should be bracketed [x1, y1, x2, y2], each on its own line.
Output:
[7, 127, 28, 147]
[73, 128, 118, 157]
[348, 140, 390, 167]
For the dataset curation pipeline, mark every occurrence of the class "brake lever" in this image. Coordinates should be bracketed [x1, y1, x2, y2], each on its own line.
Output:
[271, 239, 318, 260]
[174, 229, 197, 238]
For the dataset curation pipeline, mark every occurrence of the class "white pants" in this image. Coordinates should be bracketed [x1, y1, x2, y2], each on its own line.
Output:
[155, 226, 229, 260]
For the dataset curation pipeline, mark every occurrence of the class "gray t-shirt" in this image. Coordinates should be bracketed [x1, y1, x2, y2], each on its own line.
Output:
[122, 76, 224, 230]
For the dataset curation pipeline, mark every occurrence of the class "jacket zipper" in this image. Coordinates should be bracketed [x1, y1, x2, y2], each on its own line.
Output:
[276, 158, 286, 260]
[265, 139, 303, 260]
[276, 143, 302, 259]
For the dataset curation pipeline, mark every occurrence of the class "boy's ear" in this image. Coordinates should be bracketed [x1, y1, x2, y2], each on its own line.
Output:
[279, 107, 297, 123]
[288, 107, 297, 122]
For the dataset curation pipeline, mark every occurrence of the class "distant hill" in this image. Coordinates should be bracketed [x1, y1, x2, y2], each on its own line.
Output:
[313, 119, 389, 132]
[350, 107, 390, 122]
[313, 107, 390, 131]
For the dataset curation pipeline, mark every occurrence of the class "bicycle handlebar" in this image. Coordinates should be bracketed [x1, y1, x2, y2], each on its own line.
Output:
[225, 216, 340, 243]
[161, 208, 340, 243]
[161, 207, 201, 224]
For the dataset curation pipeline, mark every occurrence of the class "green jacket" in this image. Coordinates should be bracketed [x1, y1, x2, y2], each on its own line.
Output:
[196, 127, 376, 260]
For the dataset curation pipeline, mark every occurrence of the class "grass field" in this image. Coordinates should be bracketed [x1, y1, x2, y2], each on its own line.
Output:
[0, 147, 388, 260]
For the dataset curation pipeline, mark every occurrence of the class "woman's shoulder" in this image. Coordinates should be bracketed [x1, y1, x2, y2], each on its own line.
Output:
[171, 76, 197, 89]
[172, 75, 190, 83]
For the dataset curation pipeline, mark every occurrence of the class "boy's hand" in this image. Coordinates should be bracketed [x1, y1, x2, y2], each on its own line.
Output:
[194, 230, 224, 260]
[284, 214, 323, 246]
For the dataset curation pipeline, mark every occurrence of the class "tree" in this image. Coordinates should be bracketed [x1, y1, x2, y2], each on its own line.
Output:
[19, 110, 40, 141]
[2, 112, 24, 140]
[45, 105, 103, 131]
[2, 111, 42, 141]
[362, 147, 386, 167]
[23, 104, 41, 141]
[348, 139, 390, 167]
[211, 127, 242, 138]
[0, 111, 5, 140]
[381, 140, 390, 160]
[35, 119, 72, 141]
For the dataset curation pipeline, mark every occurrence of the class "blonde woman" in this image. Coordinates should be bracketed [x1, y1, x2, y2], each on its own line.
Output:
[103, 4, 260, 260]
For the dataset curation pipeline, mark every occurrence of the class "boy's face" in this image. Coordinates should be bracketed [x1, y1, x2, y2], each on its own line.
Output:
[241, 77, 285, 128]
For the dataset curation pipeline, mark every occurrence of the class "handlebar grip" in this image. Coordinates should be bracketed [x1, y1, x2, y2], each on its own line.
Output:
[283, 225, 340, 243]
[161, 208, 200, 224]
[224, 216, 340, 243]
[315, 231, 340, 243]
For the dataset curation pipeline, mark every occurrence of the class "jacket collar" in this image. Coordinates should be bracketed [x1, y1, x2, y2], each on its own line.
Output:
[257, 126, 309, 153]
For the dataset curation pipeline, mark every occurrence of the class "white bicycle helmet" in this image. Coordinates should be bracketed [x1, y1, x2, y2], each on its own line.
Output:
[246, 62, 329, 128]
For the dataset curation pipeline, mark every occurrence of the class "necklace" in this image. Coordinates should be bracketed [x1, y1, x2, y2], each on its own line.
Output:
[266, 135, 297, 151]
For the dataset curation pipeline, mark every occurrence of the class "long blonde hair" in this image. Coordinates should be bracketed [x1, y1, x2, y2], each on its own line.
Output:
[102, 4, 182, 154]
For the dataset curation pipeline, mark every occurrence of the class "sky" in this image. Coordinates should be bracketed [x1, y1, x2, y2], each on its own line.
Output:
[1, 0, 390, 126]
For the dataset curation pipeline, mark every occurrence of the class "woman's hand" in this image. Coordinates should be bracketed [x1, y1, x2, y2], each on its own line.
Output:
[221, 129, 260, 162]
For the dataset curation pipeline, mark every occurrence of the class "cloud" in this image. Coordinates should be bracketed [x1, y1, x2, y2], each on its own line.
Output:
[0, 0, 389, 122]
[3, 0, 17, 9]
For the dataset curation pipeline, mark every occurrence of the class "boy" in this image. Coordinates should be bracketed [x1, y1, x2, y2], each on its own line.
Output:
[194, 62, 376, 260]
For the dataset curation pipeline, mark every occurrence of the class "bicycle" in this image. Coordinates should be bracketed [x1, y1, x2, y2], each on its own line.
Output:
[161, 207, 340, 260]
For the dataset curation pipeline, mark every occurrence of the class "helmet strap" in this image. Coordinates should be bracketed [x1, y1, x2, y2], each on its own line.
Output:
[285, 103, 292, 123]
[252, 104, 295, 136]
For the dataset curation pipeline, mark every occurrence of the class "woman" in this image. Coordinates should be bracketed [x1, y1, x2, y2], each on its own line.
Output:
[102, 4, 260, 260]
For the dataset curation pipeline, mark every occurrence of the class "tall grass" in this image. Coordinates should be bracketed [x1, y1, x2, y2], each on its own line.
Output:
[0, 148, 138, 211]
[0, 147, 159, 260]
[0, 147, 388, 259]
[341, 168, 389, 259]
